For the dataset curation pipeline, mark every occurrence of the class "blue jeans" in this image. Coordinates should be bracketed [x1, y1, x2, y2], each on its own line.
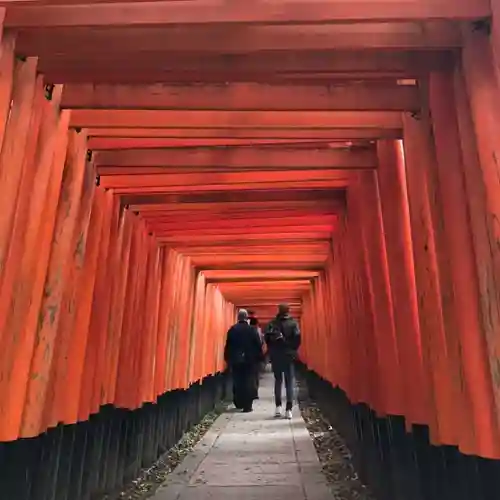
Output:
[271, 358, 295, 410]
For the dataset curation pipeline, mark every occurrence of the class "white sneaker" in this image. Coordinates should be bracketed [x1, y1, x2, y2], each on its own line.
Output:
[285, 410, 292, 420]
[274, 406, 282, 417]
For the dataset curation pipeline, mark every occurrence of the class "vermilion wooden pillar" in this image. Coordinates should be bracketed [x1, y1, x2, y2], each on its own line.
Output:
[461, 26, 500, 288]
[344, 215, 369, 405]
[402, 111, 458, 446]
[452, 61, 500, 458]
[318, 274, 331, 379]
[164, 251, 183, 391]
[354, 171, 402, 417]
[88, 196, 121, 412]
[76, 189, 115, 419]
[21, 114, 77, 438]
[155, 248, 176, 395]
[330, 229, 350, 395]
[182, 260, 197, 389]
[322, 253, 338, 385]
[417, 80, 474, 455]
[114, 212, 145, 408]
[62, 186, 107, 423]
[49, 155, 95, 427]
[0, 76, 60, 441]
[376, 140, 428, 426]
[0, 57, 38, 323]
[342, 197, 378, 409]
[103, 207, 133, 406]
[461, 24, 500, 454]
[139, 240, 161, 403]
[334, 214, 358, 402]
[429, 70, 500, 457]
[190, 273, 206, 384]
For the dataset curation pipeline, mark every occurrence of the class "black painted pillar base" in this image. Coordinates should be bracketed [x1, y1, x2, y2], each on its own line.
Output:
[297, 363, 500, 500]
[0, 371, 230, 500]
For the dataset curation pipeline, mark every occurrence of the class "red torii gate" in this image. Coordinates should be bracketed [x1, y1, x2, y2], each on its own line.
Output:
[0, 0, 498, 498]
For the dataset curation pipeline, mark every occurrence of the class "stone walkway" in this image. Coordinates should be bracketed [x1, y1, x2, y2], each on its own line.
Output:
[152, 371, 333, 500]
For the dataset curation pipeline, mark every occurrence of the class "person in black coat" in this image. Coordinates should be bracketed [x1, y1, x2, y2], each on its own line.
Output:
[264, 303, 301, 419]
[224, 309, 264, 412]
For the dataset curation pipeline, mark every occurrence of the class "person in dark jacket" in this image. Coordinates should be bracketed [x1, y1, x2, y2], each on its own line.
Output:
[224, 309, 263, 412]
[264, 303, 301, 419]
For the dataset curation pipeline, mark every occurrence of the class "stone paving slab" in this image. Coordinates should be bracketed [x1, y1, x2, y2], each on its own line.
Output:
[152, 372, 333, 500]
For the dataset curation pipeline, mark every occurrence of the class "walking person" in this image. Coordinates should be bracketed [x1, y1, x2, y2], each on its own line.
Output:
[264, 303, 301, 419]
[224, 309, 263, 412]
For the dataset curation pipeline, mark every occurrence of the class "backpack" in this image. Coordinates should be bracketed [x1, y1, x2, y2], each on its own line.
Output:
[268, 320, 285, 343]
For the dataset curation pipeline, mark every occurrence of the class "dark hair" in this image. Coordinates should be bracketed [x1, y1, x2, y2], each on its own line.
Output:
[249, 317, 259, 326]
[278, 303, 290, 315]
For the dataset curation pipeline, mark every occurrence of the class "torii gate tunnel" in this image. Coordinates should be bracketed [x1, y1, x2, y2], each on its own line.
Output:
[0, 0, 499, 499]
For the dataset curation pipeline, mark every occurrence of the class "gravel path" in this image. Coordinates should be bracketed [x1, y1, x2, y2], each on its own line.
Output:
[295, 374, 375, 500]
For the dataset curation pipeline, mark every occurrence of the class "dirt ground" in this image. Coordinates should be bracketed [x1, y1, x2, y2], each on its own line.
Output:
[296, 375, 375, 500]
[100, 403, 226, 500]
